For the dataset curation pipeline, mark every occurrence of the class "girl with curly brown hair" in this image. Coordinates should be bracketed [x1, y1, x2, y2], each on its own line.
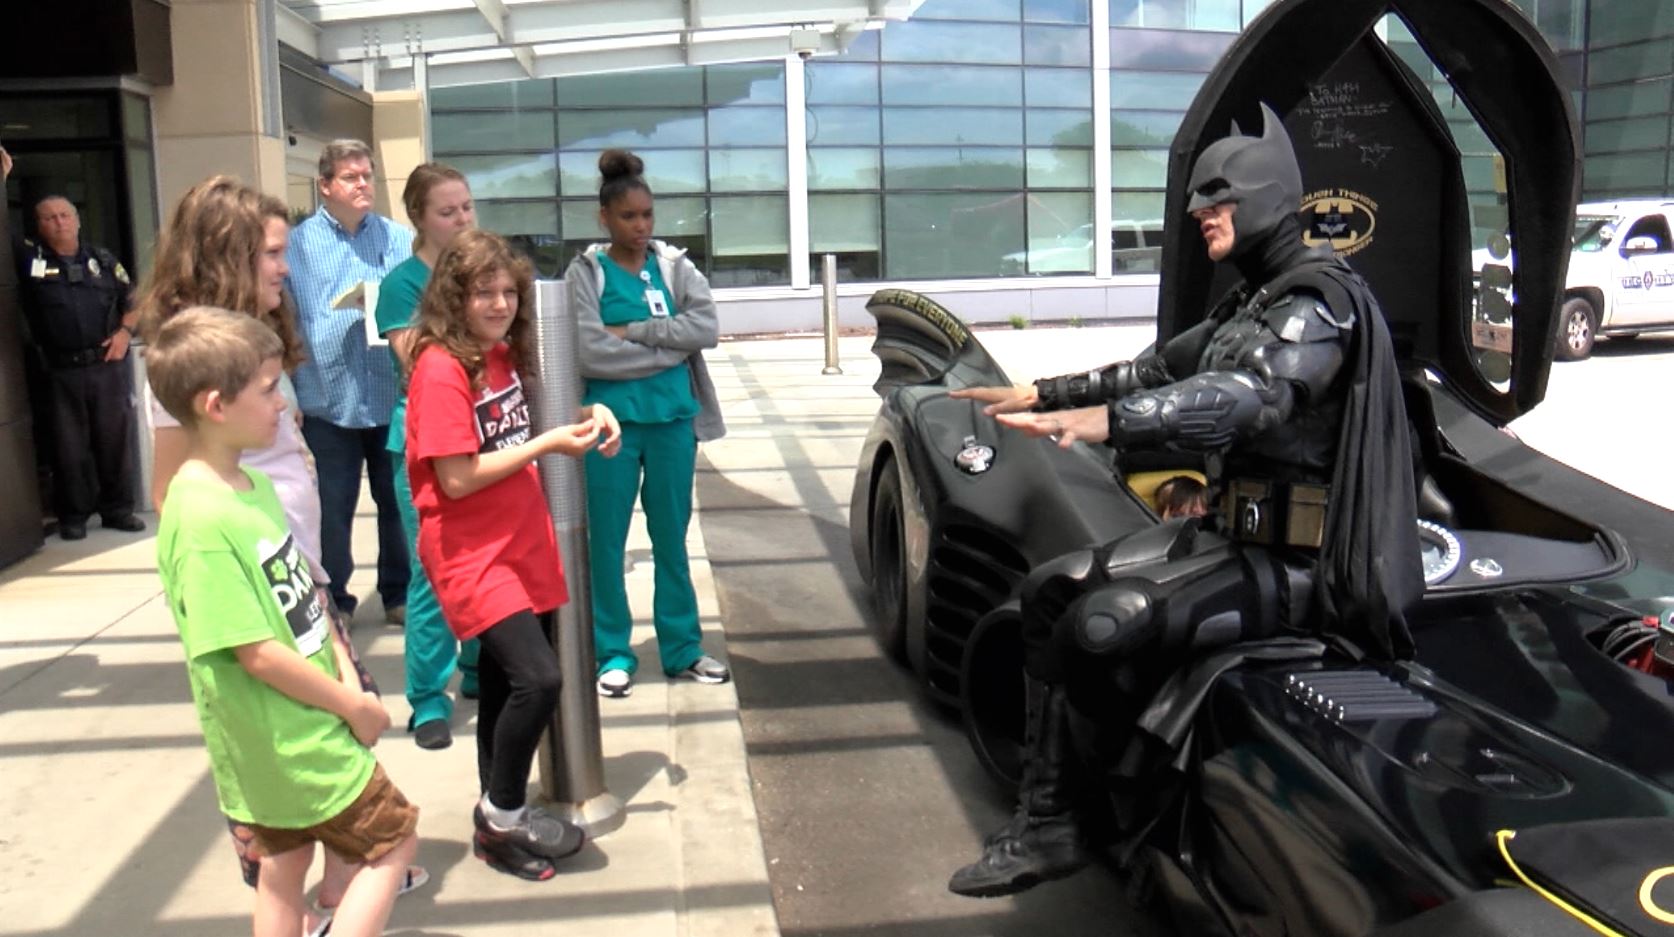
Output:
[404, 229, 620, 880]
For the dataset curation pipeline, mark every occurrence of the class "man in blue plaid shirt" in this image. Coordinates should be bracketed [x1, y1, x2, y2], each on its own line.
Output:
[287, 139, 414, 622]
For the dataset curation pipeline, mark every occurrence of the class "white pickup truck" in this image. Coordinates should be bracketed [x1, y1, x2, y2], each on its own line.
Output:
[1479, 198, 1674, 361]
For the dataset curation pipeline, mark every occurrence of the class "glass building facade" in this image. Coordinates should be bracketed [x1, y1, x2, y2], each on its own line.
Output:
[427, 0, 1663, 288]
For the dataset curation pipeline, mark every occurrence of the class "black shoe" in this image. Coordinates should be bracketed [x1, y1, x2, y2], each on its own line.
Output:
[459, 682, 479, 701]
[472, 830, 556, 881]
[474, 803, 586, 861]
[101, 514, 146, 533]
[60, 521, 87, 541]
[948, 830, 1088, 898]
[414, 719, 452, 750]
[334, 594, 359, 616]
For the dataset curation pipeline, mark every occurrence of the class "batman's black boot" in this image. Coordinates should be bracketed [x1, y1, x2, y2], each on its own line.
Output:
[948, 679, 1088, 897]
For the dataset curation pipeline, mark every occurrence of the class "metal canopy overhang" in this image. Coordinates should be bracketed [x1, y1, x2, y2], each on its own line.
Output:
[279, 0, 924, 89]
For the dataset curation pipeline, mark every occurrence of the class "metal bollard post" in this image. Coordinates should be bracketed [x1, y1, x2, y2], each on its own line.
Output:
[821, 253, 842, 375]
[528, 279, 624, 836]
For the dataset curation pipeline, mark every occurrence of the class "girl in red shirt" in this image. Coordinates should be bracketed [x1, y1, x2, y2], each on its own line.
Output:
[405, 230, 621, 880]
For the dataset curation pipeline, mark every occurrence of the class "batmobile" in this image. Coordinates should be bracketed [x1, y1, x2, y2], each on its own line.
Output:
[848, 1, 1674, 934]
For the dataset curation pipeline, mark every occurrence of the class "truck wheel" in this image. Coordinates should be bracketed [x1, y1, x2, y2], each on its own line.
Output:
[1556, 297, 1596, 361]
[869, 460, 910, 662]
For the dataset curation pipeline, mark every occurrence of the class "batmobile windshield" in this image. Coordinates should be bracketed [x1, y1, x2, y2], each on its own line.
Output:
[1158, 0, 1580, 426]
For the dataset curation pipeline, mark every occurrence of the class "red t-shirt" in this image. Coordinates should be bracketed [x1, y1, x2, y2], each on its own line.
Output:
[406, 343, 567, 639]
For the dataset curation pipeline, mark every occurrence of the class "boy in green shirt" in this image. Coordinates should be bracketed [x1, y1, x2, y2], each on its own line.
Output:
[149, 306, 419, 937]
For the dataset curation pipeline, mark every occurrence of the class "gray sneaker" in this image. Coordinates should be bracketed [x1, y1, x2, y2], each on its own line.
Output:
[474, 803, 586, 862]
[675, 654, 731, 684]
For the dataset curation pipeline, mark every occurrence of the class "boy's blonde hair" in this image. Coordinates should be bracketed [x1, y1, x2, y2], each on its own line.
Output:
[147, 306, 284, 429]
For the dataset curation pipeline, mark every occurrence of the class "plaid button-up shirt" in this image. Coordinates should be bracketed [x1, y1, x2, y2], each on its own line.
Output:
[286, 206, 414, 428]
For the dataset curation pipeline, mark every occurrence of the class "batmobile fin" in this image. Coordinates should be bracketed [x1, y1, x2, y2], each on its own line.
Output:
[865, 288, 1009, 396]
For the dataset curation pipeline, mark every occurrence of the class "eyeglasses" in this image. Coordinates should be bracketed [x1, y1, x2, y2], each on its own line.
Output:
[334, 171, 374, 186]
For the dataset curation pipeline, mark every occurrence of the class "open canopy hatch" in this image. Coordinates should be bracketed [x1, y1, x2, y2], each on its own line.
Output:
[1157, 0, 1579, 425]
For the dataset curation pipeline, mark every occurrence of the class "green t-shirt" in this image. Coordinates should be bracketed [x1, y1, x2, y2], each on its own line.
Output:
[156, 468, 375, 828]
[373, 254, 431, 453]
[584, 254, 699, 425]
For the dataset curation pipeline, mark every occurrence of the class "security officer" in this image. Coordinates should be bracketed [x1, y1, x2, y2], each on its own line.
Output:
[18, 195, 145, 540]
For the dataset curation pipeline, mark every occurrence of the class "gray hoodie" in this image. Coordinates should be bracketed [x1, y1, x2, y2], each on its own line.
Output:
[564, 240, 726, 442]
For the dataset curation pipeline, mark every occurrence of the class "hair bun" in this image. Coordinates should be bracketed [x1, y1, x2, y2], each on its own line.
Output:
[598, 149, 644, 181]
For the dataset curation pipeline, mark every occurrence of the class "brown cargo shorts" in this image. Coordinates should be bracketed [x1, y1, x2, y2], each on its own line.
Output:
[246, 764, 419, 864]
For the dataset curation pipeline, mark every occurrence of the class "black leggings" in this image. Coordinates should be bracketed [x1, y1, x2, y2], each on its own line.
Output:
[474, 609, 561, 810]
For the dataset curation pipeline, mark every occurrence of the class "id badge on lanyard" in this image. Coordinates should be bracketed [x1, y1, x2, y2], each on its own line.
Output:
[639, 269, 670, 317]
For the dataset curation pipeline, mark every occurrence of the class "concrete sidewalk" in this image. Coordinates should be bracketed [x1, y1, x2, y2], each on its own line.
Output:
[0, 446, 775, 935]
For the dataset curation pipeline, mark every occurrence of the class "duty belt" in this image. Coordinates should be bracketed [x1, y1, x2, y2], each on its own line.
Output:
[45, 347, 109, 369]
[1222, 478, 1329, 550]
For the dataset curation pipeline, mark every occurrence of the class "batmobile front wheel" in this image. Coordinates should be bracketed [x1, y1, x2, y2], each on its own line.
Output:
[869, 460, 910, 662]
[961, 602, 1027, 795]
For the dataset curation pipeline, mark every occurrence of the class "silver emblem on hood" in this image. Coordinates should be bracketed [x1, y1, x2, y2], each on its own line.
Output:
[955, 436, 995, 475]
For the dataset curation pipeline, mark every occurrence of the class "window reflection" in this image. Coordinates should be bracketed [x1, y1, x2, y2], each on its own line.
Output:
[449, 153, 557, 199]
[558, 109, 706, 150]
[883, 107, 1024, 146]
[882, 21, 1023, 64]
[884, 192, 1026, 278]
[1027, 148, 1092, 187]
[809, 149, 883, 190]
[710, 195, 790, 286]
[433, 111, 555, 152]
[1025, 0, 1091, 25]
[807, 107, 882, 146]
[917, 0, 1022, 21]
[709, 149, 789, 192]
[708, 106, 787, 146]
[1110, 0, 1237, 30]
[806, 63, 880, 105]
[1017, 191, 1094, 275]
[885, 148, 1025, 188]
[1110, 27, 1234, 70]
[475, 200, 562, 276]
[1026, 67, 1093, 107]
[1110, 71, 1205, 109]
[1024, 25, 1092, 66]
[810, 193, 882, 281]
[1028, 109, 1094, 147]
[707, 64, 786, 105]
[1111, 110, 1184, 146]
[882, 65, 1022, 106]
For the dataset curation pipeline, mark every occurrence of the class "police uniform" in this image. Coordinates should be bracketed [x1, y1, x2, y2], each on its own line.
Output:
[17, 236, 140, 532]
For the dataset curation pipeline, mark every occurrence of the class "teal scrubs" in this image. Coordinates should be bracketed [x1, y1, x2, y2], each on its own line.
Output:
[373, 255, 479, 726]
[585, 254, 705, 677]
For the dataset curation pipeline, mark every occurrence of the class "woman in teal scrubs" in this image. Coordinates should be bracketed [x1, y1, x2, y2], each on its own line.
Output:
[373, 162, 481, 748]
[566, 148, 728, 699]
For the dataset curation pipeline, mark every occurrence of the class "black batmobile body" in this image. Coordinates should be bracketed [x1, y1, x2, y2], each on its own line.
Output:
[848, 2, 1674, 935]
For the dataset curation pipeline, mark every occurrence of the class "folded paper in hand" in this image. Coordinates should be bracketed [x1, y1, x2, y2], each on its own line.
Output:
[332, 281, 387, 347]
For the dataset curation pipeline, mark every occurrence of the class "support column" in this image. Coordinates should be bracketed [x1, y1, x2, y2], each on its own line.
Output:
[151, 0, 287, 205]
[1092, 0, 1112, 279]
[373, 91, 429, 224]
[371, 55, 429, 223]
[786, 53, 812, 290]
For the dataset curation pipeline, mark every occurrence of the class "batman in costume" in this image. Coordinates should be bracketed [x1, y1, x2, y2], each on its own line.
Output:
[945, 103, 1424, 898]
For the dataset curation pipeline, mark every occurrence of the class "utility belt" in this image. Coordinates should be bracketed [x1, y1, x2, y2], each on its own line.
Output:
[1221, 478, 1329, 549]
[44, 346, 110, 369]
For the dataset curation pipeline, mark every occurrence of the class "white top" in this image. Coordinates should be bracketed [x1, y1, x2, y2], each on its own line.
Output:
[151, 373, 329, 585]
